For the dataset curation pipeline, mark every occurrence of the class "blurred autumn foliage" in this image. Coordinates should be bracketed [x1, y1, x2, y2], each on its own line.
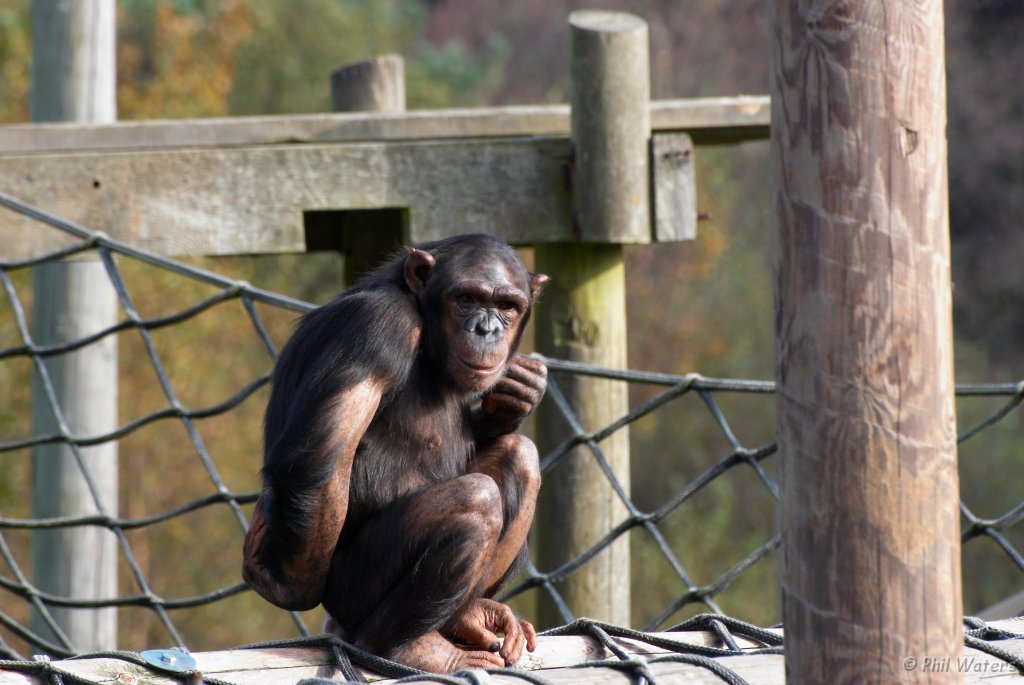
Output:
[117, 0, 253, 118]
[0, 0, 1021, 655]
[0, 4, 30, 121]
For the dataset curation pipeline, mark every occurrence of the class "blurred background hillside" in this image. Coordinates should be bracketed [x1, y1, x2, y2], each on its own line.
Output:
[0, 0, 1020, 652]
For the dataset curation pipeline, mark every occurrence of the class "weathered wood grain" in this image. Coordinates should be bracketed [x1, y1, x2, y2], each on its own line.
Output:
[652, 133, 697, 241]
[0, 129, 699, 259]
[535, 243, 632, 628]
[0, 138, 573, 258]
[3, 628, 1021, 685]
[0, 97, 769, 156]
[569, 10, 650, 243]
[770, 0, 961, 682]
[0, 630, 773, 685]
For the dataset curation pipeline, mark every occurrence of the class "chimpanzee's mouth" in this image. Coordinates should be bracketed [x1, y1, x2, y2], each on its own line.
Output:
[457, 357, 502, 375]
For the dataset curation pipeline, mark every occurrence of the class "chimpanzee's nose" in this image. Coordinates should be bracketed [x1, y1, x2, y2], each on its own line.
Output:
[467, 312, 501, 339]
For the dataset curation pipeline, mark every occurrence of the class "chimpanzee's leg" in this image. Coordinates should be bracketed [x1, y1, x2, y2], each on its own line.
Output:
[437, 433, 540, 668]
[465, 434, 541, 596]
[321, 472, 506, 672]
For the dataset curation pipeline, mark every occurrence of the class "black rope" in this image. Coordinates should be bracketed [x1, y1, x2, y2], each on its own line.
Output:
[538, 617, 782, 685]
[0, 615, 1020, 682]
[0, 190, 1021, 666]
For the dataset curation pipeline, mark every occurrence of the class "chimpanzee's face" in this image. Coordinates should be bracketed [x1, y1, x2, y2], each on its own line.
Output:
[439, 261, 531, 393]
[403, 237, 548, 396]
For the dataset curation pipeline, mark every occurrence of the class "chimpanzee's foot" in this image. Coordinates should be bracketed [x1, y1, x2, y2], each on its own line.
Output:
[383, 630, 504, 674]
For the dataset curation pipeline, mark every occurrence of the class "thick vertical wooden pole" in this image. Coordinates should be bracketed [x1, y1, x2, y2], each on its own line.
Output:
[565, 11, 650, 244]
[769, 2, 962, 683]
[534, 245, 631, 627]
[30, 0, 119, 653]
[329, 55, 406, 285]
[535, 10, 648, 628]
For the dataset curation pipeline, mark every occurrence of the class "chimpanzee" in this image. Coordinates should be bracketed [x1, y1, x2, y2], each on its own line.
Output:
[242, 234, 548, 674]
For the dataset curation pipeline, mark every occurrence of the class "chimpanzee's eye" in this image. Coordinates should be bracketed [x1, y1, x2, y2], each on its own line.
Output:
[456, 294, 475, 307]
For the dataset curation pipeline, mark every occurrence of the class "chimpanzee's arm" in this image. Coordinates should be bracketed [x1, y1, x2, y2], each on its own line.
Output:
[471, 355, 547, 443]
[242, 284, 417, 611]
[242, 377, 385, 611]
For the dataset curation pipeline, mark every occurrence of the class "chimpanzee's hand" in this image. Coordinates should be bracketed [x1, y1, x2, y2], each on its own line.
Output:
[474, 355, 547, 440]
[446, 598, 537, 667]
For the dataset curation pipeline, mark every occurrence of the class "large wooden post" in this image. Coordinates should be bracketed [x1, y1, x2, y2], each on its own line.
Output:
[327, 55, 406, 285]
[30, 0, 119, 653]
[769, 2, 962, 682]
[535, 10, 649, 628]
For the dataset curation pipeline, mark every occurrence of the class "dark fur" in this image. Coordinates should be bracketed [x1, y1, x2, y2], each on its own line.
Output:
[256, 234, 537, 648]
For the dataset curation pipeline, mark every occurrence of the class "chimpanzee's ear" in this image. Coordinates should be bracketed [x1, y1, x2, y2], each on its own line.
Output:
[404, 248, 436, 297]
[529, 273, 550, 302]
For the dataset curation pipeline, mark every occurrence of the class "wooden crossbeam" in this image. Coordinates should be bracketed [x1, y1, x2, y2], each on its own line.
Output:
[0, 97, 768, 155]
[0, 133, 704, 258]
[0, 97, 765, 258]
[0, 137, 573, 257]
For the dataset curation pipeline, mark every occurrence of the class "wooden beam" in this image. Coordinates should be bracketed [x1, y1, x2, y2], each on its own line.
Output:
[0, 97, 769, 156]
[770, 0, 962, 682]
[0, 137, 573, 258]
[0, 130, 696, 259]
[0, 118, 682, 260]
[0, 629, 785, 684]
[2, 626, 1023, 685]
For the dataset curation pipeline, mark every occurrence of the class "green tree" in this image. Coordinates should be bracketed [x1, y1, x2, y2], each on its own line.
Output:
[117, 0, 254, 118]
[0, 0, 30, 122]
[227, 0, 507, 114]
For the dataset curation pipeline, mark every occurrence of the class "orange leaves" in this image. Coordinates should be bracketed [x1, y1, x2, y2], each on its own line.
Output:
[0, 1, 30, 123]
[116, 0, 253, 119]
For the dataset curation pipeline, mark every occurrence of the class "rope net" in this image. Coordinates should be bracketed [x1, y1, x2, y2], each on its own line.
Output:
[0, 192, 1021, 663]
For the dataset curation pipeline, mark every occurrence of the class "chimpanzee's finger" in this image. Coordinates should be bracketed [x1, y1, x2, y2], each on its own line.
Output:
[504, 356, 548, 387]
[481, 392, 533, 417]
[460, 621, 502, 653]
[521, 618, 538, 652]
[490, 375, 543, 406]
[487, 602, 524, 665]
[510, 354, 547, 373]
[500, 619, 525, 665]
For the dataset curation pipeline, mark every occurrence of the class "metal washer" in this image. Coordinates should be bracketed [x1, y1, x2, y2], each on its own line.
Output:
[140, 648, 197, 673]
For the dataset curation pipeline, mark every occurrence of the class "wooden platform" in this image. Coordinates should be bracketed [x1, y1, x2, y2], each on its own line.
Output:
[1, 620, 1022, 685]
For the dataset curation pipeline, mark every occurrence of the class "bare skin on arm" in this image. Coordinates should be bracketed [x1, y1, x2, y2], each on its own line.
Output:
[242, 379, 383, 610]
[242, 235, 548, 674]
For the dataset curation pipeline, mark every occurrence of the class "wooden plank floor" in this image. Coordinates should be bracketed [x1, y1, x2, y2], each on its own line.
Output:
[1, 621, 1022, 684]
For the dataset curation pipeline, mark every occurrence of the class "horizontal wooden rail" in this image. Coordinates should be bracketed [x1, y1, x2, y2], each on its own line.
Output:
[0, 96, 762, 258]
[0, 96, 769, 155]
[2, 623, 1022, 684]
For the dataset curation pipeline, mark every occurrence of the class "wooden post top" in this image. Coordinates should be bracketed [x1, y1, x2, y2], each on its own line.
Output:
[569, 9, 648, 32]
